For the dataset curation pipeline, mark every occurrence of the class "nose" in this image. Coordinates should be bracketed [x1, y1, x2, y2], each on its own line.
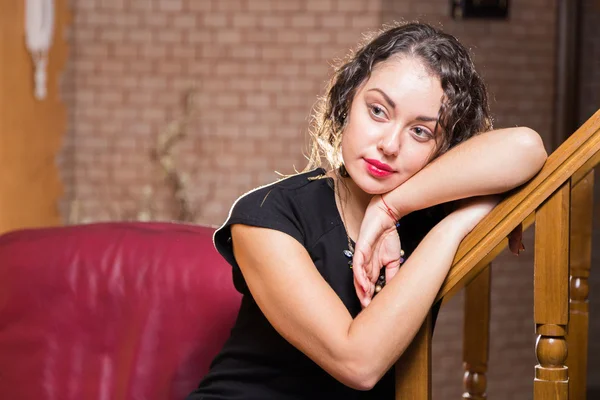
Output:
[377, 126, 401, 157]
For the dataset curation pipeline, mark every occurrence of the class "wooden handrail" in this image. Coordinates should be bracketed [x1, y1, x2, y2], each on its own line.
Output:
[436, 108, 600, 303]
[396, 109, 600, 399]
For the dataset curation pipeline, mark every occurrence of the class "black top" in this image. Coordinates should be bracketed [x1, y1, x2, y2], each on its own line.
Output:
[188, 168, 445, 400]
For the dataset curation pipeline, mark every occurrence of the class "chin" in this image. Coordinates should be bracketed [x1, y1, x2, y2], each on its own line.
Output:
[351, 174, 399, 195]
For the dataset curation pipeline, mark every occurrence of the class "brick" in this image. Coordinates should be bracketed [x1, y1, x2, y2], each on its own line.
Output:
[318, 14, 347, 29]
[186, 30, 213, 44]
[215, 62, 243, 76]
[98, 61, 125, 74]
[111, 44, 139, 58]
[290, 47, 317, 60]
[214, 0, 245, 12]
[172, 14, 197, 29]
[305, 31, 333, 44]
[203, 13, 229, 27]
[230, 45, 259, 59]
[261, 45, 289, 60]
[351, 15, 377, 29]
[139, 44, 167, 58]
[157, 30, 182, 44]
[232, 14, 258, 28]
[336, 0, 371, 12]
[99, 29, 125, 42]
[112, 13, 140, 27]
[186, 0, 212, 12]
[157, 0, 183, 12]
[291, 14, 317, 28]
[273, 1, 303, 12]
[307, 0, 334, 12]
[245, 93, 271, 108]
[259, 15, 287, 28]
[170, 45, 196, 59]
[245, 30, 272, 43]
[276, 30, 303, 44]
[246, 0, 275, 12]
[216, 30, 241, 44]
[156, 61, 184, 75]
[127, 29, 152, 43]
[142, 13, 169, 28]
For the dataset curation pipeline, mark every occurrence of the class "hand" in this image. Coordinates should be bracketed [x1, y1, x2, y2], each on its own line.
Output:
[508, 223, 525, 255]
[352, 195, 402, 308]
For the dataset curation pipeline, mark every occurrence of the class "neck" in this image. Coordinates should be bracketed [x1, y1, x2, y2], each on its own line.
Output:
[331, 171, 373, 241]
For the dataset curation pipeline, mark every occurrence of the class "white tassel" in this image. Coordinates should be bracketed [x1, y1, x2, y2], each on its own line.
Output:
[25, 0, 55, 100]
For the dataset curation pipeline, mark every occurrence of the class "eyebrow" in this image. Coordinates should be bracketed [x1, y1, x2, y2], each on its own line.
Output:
[367, 88, 439, 123]
[368, 88, 396, 109]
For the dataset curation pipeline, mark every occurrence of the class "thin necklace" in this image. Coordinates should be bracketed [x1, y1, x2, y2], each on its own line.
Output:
[335, 182, 355, 267]
[335, 178, 405, 294]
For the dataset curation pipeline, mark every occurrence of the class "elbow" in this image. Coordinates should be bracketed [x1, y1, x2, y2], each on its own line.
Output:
[517, 127, 548, 170]
[336, 359, 382, 391]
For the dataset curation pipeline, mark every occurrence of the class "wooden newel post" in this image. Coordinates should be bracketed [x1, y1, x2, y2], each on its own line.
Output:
[567, 169, 594, 400]
[534, 181, 570, 399]
[463, 265, 491, 399]
[395, 311, 433, 399]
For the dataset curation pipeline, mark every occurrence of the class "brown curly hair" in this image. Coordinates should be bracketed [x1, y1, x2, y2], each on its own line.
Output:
[305, 21, 492, 172]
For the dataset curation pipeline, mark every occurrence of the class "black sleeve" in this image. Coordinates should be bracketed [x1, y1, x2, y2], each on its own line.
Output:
[213, 186, 305, 294]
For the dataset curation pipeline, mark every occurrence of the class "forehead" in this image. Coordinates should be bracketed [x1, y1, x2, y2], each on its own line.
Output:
[362, 57, 443, 110]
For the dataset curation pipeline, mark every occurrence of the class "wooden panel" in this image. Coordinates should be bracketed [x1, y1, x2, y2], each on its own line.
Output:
[533, 379, 569, 399]
[533, 182, 570, 400]
[566, 169, 594, 400]
[395, 312, 432, 400]
[462, 265, 490, 399]
[0, 1, 69, 234]
[534, 182, 570, 325]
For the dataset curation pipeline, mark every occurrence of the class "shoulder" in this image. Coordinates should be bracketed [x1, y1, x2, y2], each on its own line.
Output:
[214, 168, 332, 262]
[233, 168, 329, 213]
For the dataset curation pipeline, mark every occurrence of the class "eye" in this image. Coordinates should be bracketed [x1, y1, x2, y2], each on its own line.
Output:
[412, 127, 433, 139]
[369, 104, 387, 120]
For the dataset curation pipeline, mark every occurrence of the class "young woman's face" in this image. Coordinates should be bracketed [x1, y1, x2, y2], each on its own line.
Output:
[341, 56, 444, 195]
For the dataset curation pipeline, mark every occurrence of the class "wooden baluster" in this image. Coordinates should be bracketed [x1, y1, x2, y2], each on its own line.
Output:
[395, 311, 432, 400]
[462, 265, 491, 399]
[567, 169, 594, 400]
[534, 182, 570, 399]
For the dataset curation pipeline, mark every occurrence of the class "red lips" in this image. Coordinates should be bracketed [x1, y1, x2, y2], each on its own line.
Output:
[364, 158, 394, 172]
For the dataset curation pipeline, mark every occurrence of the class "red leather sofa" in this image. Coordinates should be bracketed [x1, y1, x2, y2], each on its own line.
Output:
[0, 222, 241, 399]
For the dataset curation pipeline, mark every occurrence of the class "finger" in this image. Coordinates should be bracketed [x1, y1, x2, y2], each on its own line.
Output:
[352, 251, 370, 294]
[369, 237, 385, 283]
[354, 271, 372, 308]
[353, 273, 369, 308]
[508, 223, 524, 255]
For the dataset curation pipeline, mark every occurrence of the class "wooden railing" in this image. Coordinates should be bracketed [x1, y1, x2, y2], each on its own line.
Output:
[394, 108, 600, 399]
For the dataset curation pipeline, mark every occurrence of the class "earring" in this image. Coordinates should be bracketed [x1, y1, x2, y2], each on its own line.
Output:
[339, 163, 350, 178]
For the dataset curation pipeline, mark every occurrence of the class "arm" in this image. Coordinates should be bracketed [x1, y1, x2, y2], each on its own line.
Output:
[231, 197, 495, 390]
[387, 127, 548, 217]
[352, 127, 547, 303]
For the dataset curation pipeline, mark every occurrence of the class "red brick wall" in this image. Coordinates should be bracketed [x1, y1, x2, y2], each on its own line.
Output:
[59, 0, 382, 224]
[58, 0, 568, 398]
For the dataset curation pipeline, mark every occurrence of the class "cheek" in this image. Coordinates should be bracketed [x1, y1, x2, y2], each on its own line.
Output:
[342, 113, 377, 150]
[402, 145, 435, 174]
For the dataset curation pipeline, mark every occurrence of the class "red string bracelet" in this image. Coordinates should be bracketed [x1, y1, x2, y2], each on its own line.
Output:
[381, 195, 400, 224]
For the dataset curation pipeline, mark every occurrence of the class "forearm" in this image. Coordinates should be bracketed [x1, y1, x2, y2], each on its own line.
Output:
[345, 217, 465, 386]
[387, 127, 547, 216]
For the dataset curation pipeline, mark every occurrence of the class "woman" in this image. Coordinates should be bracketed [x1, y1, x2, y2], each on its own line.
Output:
[188, 22, 547, 399]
